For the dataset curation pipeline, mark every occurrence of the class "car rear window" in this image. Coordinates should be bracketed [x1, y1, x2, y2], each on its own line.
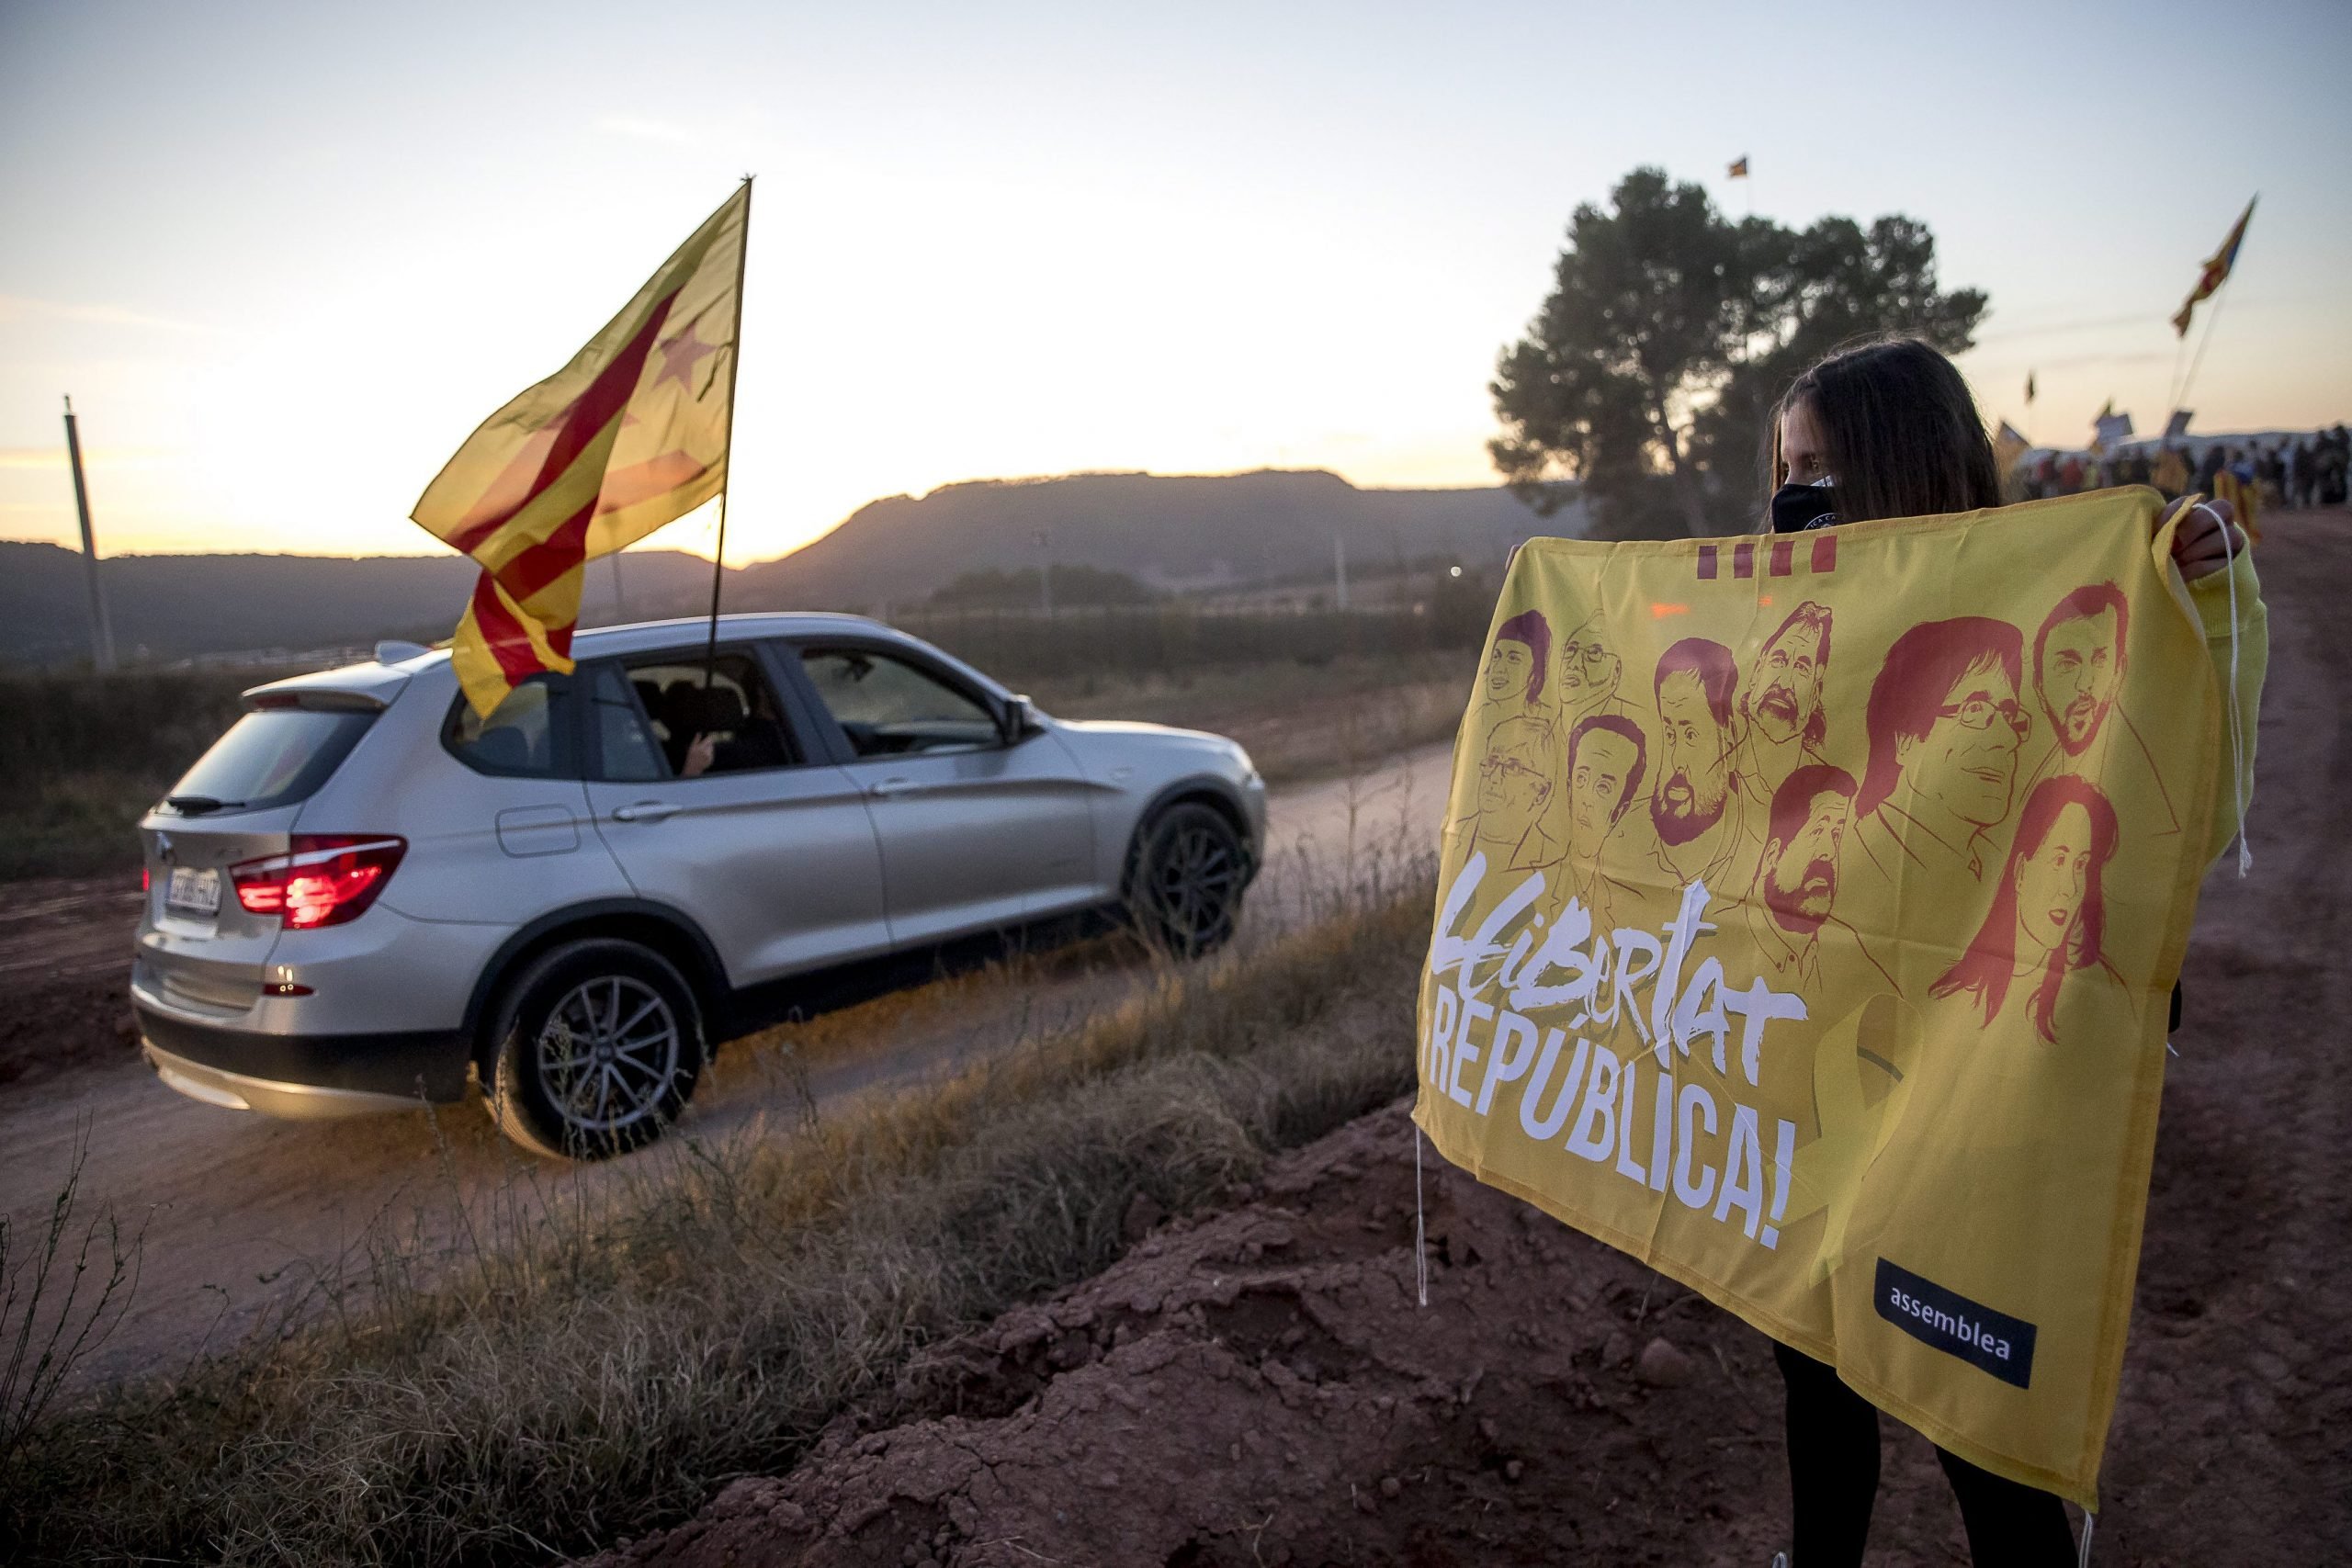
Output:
[444, 672, 578, 778]
[166, 708, 377, 813]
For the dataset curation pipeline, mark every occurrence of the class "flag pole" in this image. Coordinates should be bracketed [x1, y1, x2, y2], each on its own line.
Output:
[2175, 274, 2233, 428]
[703, 175, 753, 689]
[2170, 192, 2256, 430]
[2164, 321, 2192, 421]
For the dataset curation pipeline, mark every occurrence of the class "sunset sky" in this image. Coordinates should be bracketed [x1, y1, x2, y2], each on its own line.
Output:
[3, 0, 2346, 565]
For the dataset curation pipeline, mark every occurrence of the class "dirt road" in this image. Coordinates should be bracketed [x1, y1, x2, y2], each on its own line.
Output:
[0, 877, 148, 1088]
[583, 512, 2352, 1563]
[0, 741, 1457, 1389]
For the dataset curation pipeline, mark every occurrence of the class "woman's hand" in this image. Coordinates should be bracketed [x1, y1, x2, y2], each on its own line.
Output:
[681, 732, 718, 778]
[2165, 495, 2249, 582]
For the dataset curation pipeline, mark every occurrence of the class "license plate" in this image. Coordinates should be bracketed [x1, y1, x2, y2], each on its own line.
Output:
[165, 866, 221, 919]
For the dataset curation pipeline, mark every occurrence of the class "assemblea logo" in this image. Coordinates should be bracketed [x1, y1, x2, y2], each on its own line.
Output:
[1887, 1285, 2014, 1360]
[1872, 1258, 2039, 1390]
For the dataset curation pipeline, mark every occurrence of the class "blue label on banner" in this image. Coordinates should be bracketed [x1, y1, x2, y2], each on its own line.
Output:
[1874, 1258, 2037, 1389]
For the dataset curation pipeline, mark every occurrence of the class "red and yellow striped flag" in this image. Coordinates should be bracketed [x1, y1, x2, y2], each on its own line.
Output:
[2170, 196, 2254, 339]
[413, 182, 750, 715]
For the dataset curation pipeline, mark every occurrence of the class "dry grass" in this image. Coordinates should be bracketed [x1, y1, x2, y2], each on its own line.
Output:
[0, 668, 253, 880]
[3, 875, 1435, 1565]
[0, 772, 187, 883]
[0, 1134, 142, 1482]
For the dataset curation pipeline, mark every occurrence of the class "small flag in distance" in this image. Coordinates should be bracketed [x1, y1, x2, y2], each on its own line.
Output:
[2026, 371, 2036, 404]
[1727, 155, 1749, 178]
[2172, 196, 2256, 338]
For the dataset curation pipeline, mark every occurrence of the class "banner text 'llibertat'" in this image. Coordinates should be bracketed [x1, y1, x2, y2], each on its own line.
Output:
[1422, 852, 1804, 1249]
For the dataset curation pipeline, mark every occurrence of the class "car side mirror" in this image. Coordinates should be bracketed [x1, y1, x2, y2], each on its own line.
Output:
[1001, 694, 1042, 742]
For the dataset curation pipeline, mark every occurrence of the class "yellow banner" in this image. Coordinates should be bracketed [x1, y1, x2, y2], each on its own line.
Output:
[1415, 490, 2221, 1506]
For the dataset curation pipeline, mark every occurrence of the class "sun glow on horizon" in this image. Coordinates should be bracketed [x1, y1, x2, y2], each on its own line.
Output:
[4, 2, 2346, 563]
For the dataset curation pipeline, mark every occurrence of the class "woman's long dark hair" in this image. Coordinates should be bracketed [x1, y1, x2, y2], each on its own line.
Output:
[1763, 336, 2003, 528]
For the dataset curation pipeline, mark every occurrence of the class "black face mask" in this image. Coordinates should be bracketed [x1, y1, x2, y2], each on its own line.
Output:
[1770, 480, 1838, 534]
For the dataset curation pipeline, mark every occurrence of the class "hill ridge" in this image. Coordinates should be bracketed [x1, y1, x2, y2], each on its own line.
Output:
[2, 468, 1577, 665]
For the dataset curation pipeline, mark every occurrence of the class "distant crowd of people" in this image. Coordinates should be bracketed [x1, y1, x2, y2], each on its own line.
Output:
[2019, 424, 2352, 508]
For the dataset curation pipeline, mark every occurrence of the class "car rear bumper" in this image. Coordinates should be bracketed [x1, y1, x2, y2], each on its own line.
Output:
[134, 1001, 469, 1113]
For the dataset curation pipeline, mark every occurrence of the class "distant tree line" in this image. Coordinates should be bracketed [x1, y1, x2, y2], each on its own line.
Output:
[1490, 167, 1987, 538]
[901, 565, 1498, 684]
[927, 564, 1159, 611]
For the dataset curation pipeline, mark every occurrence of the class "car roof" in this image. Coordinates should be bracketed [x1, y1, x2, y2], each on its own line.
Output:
[247, 613, 1012, 705]
[570, 612, 894, 659]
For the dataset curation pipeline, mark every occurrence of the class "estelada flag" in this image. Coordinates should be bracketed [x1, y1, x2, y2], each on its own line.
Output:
[2170, 196, 2255, 338]
[1727, 155, 1749, 178]
[413, 182, 751, 716]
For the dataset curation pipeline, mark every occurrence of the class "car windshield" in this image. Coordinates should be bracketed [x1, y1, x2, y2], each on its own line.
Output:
[799, 648, 1001, 757]
[167, 708, 376, 812]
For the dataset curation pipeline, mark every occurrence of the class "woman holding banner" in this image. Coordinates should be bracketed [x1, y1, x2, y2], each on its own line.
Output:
[1756, 336, 2260, 1567]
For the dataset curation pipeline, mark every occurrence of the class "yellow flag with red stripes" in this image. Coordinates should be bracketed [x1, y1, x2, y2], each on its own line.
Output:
[413, 182, 750, 715]
[2170, 196, 2254, 338]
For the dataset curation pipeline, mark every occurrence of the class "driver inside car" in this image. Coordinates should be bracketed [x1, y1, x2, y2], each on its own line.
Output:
[679, 681, 792, 777]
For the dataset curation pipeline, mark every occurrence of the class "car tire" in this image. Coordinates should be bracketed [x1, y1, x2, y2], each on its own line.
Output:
[482, 938, 705, 1160]
[1128, 801, 1247, 957]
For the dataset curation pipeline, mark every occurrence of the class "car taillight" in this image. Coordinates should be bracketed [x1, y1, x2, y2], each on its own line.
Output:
[231, 836, 406, 930]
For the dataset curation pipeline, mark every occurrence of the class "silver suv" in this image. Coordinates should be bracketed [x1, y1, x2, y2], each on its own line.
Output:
[133, 614, 1263, 1157]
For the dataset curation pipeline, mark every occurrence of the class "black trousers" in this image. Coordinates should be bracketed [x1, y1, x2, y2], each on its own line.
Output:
[1774, 1341, 2075, 1566]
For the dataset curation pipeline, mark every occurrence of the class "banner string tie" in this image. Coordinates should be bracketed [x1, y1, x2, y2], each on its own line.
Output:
[2196, 500, 2254, 877]
[2079, 1508, 2097, 1568]
[1413, 1121, 1429, 1308]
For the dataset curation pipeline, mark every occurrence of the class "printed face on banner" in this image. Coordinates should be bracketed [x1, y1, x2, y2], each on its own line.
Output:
[2037, 594, 2127, 757]
[1906, 657, 2028, 829]
[1567, 717, 1645, 859]
[1481, 610, 1554, 728]
[1747, 610, 1828, 748]
[1483, 636, 1537, 703]
[1929, 773, 2123, 1044]
[1472, 716, 1562, 870]
[2016, 803, 2094, 953]
[1652, 659, 1736, 847]
[1558, 614, 1623, 716]
[1762, 781, 1851, 934]
[1416, 491, 2221, 1510]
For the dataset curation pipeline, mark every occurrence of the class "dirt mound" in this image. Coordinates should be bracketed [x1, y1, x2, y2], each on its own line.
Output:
[580, 1099, 1984, 1568]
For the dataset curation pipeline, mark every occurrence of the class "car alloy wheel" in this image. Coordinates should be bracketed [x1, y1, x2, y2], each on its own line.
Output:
[485, 938, 704, 1159]
[535, 976, 682, 1141]
[1134, 802, 1245, 956]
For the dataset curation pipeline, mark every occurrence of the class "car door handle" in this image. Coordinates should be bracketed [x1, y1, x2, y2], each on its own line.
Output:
[612, 801, 678, 823]
[866, 777, 923, 799]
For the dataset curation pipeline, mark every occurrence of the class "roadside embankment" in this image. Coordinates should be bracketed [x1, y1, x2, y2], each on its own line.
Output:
[3, 876, 1435, 1564]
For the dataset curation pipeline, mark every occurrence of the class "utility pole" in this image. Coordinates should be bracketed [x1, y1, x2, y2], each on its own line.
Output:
[1034, 525, 1053, 620]
[1333, 532, 1349, 610]
[62, 396, 117, 671]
